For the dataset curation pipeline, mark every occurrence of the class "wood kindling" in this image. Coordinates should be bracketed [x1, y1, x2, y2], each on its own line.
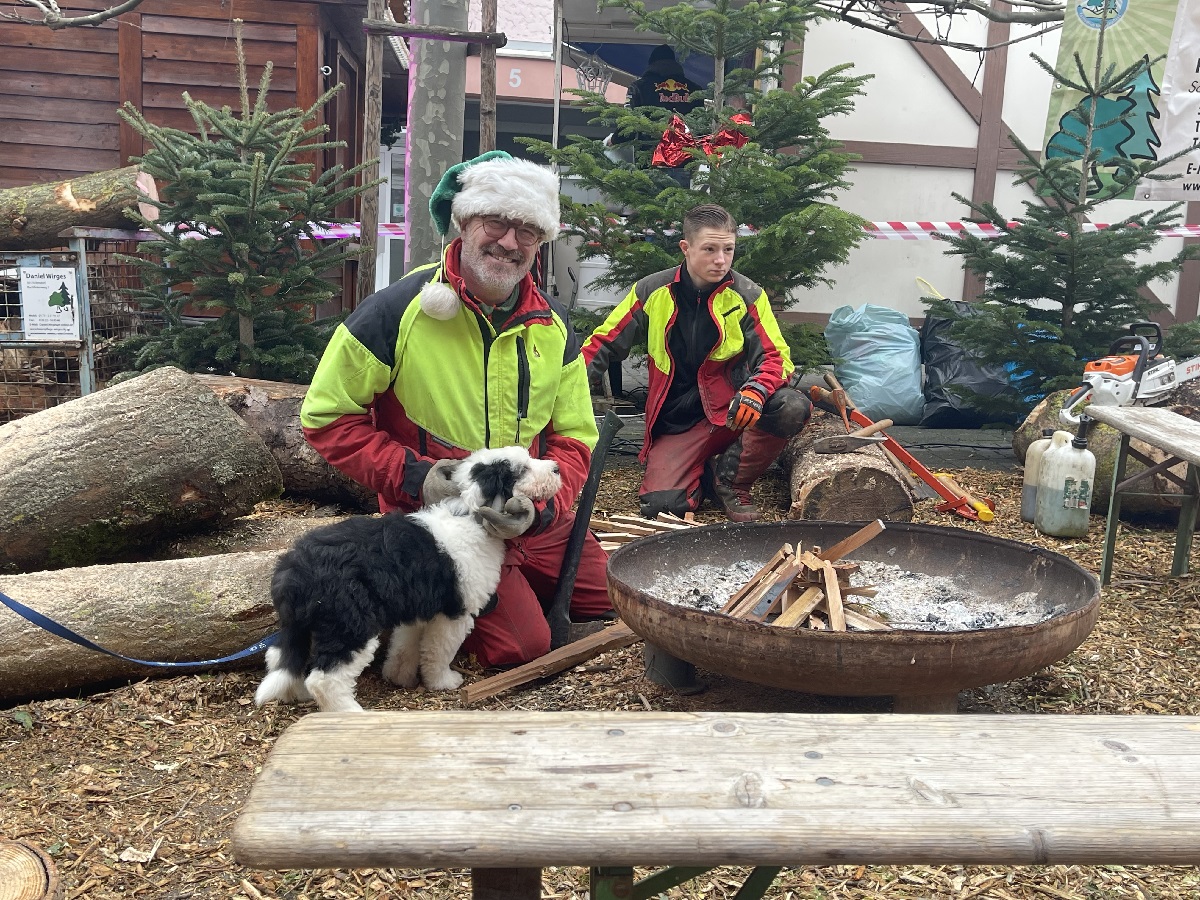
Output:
[720, 544, 795, 613]
[590, 514, 700, 551]
[817, 519, 886, 562]
[722, 519, 889, 631]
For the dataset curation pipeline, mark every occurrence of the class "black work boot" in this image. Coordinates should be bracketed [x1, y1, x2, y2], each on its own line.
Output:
[713, 476, 759, 522]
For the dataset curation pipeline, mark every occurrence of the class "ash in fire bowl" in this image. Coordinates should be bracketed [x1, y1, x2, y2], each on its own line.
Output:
[649, 560, 1072, 632]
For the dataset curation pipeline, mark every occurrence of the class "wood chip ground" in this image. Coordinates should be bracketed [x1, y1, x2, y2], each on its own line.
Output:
[2, 464, 1199, 898]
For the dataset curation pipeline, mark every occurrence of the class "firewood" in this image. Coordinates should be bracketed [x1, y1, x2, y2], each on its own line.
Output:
[720, 544, 794, 613]
[842, 585, 878, 598]
[460, 623, 639, 703]
[729, 560, 803, 619]
[590, 518, 657, 536]
[817, 519, 886, 562]
[771, 586, 824, 627]
[594, 532, 641, 543]
[608, 514, 693, 532]
[808, 612, 829, 630]
[821, 561, 847, 631]
[842, 607, 891, 631]
[727, 558, 798, 618]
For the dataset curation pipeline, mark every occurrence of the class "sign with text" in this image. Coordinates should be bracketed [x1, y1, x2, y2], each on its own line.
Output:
[1141, 0, 1200, 199]
[20, 267, 80, 341]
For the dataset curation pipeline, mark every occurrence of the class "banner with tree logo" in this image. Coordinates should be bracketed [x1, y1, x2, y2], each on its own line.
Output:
[1042, 0, 1177, 200]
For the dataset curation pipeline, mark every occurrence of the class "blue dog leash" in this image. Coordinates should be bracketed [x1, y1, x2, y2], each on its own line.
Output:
[0, 589, 277, 667]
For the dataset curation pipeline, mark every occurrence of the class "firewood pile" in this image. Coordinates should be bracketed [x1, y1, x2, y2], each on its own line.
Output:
[721, 519, 891, 632]
[589, 512, 699, 551]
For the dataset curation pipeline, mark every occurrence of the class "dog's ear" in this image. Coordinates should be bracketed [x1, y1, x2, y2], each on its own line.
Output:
[469, 459, 519, 510]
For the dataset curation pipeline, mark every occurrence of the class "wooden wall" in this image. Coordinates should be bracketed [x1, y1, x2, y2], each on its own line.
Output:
[0, 0, 328, 190]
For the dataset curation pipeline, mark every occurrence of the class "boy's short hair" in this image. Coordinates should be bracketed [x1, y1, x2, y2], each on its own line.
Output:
[683, 204, 737, 241]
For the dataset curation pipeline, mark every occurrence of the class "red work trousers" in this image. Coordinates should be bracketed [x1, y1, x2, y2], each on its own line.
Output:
[460, 508, 612, 667]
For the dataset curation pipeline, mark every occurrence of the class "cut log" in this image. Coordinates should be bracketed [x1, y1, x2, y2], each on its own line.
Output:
[0, 367, 283, 574]
[0, 550, 281, 705]
[781, 413, 915, 521]
[0, 166, 158, 250]
[0, 840, 61, 900]
[193, 374, 378, 512]
[1014, 388, 1198, 518]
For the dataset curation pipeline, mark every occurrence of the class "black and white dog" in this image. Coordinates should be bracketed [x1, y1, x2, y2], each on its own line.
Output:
[254, 446, 561, 712]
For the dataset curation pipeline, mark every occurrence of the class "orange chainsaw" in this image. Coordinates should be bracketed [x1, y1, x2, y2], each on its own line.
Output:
[1061, 322, 1200, 425]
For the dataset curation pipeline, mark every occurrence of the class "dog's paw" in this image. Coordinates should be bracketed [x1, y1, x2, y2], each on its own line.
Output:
[384, 667, 420, 689]
[422, 669, 464, 691]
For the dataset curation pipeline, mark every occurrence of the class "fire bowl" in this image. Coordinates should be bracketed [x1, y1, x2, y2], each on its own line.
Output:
[606, 521, 1100, 712]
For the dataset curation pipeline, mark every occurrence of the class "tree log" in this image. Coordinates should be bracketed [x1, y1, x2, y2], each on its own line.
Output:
[193, 374, 378, 512]
[0, 551, 280, 705]
[0, 367, 283, 574]
[1014, 388, 1200, 519]
[0, 166, 158, 250]
[780, 412, 915, 521]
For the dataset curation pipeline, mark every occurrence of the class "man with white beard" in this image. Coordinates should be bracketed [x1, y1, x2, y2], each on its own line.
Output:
[300, 151, 612, 669]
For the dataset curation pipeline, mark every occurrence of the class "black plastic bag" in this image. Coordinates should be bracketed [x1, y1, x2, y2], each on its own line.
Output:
[920, 300, 1017, 428]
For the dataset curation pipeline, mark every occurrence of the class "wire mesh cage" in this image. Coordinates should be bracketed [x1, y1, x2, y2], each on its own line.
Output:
[0, 233, 156, 424]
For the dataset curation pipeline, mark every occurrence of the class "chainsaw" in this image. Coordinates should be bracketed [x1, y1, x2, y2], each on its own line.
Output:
[1060, 322, 1200, 425]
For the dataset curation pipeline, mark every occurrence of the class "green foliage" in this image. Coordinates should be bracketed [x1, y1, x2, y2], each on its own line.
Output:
[522, 0, 870, 304]
[779, 320, 832, 373]
[928, 44, 1200, 421]
[115, 22, 378, 383]
[1164, 319, 1200, 360]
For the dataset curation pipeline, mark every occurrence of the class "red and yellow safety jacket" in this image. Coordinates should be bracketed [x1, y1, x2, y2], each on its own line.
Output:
[582, 266, 793, 461]
[301, 239, 598, 527]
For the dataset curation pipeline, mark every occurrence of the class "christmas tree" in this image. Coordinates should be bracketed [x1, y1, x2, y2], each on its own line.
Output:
[523, 0, 869, 368]
[116, 20, 377, 382]
[927, 18, 1199, 422]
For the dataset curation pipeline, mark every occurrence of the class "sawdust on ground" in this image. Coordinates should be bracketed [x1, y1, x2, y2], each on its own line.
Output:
[3, 462, 1200, 899]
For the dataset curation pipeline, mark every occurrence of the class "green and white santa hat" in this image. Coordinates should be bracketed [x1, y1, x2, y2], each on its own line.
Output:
[419, 150, 561, 320]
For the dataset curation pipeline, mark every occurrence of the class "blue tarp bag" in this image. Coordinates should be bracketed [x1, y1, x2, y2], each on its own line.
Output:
[824, 303, 925, 425]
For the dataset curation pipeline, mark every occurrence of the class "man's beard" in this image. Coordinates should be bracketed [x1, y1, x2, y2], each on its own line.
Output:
[461, 240, 529, 299]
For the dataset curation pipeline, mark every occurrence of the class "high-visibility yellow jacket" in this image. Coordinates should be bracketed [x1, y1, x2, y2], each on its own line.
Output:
[583, 266, 793, 460]
[301, 240, 597, 522]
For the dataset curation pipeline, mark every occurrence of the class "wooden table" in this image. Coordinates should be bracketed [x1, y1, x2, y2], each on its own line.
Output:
[1084, 406, 1200, 585]
[233, 710, 1200, 899]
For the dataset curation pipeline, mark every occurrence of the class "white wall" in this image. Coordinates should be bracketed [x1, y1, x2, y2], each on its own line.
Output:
[789, 15, 1191, 322]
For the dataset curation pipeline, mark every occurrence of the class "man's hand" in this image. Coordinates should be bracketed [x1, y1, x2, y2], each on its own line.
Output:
[727, 388, 765, 431]
[421, 458, 462, 507]
[476, 495, 536, 540]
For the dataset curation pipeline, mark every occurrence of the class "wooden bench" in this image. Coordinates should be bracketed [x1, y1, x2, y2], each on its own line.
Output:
[1085, 406, 1200, 585]
[233, 711, 1200, 899]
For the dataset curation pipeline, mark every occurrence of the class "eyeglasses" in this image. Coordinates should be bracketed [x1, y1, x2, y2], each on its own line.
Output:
[478, 216, 544, 247]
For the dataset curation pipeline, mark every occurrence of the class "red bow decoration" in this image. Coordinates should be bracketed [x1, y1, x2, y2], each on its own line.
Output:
[651, 113, 752, 168]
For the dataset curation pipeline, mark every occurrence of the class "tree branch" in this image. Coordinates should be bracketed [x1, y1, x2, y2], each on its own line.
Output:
[2, 0, 146, 29]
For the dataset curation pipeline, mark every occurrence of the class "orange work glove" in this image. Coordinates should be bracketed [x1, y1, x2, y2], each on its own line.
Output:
[726, 387, 765, 431]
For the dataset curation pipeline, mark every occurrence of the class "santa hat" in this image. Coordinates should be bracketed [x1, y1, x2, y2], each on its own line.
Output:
[419, 151, 561, 320]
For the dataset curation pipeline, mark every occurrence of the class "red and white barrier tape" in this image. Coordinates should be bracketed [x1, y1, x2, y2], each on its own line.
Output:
[303, 221, 1200, 240]
[863, 221, 1200, 240]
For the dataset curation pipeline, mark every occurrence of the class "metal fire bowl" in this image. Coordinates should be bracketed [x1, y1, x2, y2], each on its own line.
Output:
[607, 521, 1101, 710]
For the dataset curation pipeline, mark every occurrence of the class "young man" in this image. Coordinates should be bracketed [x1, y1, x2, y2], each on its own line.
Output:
[583, 204, 811, 522]
[300, 151, 612, 668]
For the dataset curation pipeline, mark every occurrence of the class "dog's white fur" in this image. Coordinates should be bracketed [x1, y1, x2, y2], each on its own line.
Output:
[255, 446, 561, 712]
